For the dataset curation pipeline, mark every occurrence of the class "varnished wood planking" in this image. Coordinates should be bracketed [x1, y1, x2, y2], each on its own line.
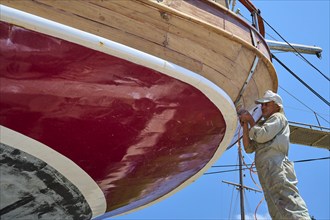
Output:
[95, 0, 170, 30]
[225, 15, 251, 44]
[147, 0, 277, 91]
[162, 0, 227, 29]
[2, 0, 277, 109]
[201, 65, 240, 100]
[37, 0, 168, 45]
[158, 0, 267, 58]
[242, 78, 259, 109]
[2, 0, 205, 73]
[252, 61, 277, 96]
[167, 15, 243, 61]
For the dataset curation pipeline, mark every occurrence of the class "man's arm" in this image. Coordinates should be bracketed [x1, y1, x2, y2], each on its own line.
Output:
[238, 109, 256, 153]
[249, 113, 284, 143]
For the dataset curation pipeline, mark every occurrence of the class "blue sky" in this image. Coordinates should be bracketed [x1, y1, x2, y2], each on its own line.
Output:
[112, 1, 329, 219]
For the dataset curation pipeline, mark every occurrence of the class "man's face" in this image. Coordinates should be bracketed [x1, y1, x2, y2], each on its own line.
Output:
[261, 101, 279, 118]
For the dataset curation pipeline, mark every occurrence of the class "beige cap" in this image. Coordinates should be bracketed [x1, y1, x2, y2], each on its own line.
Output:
[255, 90, 283, 108]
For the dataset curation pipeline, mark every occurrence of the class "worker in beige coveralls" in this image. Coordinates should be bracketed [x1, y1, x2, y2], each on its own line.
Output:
[238, 90, 310, 219]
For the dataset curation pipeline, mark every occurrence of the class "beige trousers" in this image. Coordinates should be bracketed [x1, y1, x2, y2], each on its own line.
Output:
[256, 154, 310, 220]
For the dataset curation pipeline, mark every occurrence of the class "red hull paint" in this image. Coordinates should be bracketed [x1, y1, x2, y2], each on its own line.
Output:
[0, 21, 227, 217]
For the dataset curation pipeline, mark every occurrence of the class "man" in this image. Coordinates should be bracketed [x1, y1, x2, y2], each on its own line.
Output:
[238, 90, 310, 219]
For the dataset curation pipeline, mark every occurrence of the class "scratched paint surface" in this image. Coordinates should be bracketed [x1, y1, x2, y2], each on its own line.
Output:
[0, 143, 92, 219]
[0, 21, 226, 216]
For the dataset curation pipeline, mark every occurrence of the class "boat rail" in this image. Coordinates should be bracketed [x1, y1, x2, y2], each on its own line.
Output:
[214, 0, 265, 37]
[238, 0, 265, 36]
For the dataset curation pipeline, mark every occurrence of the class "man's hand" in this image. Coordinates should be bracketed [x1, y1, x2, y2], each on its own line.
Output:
[237, 108, 256, 153]
[237, 109, 254, 125]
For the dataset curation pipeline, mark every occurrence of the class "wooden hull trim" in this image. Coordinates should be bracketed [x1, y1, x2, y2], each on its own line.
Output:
[151, 0, 272, 65]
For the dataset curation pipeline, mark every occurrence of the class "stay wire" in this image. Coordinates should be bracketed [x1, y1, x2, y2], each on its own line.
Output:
[279, 85, 330, 124]
[238, 6, 330, 110]
[206, 157, 330, 175]
[237, 131, 264, 220]
[205, 167, 251, 175]
[228, 150, 240, 220]
[272, 54, 330, 107]
[228, 180, 236, 220]
[294, 156, 330, 164]
[258, 13, 329, 82]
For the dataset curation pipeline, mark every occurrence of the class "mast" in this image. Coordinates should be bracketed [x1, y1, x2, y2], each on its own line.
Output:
[222, 145, 262, 219]
[238, 145, 245, 220]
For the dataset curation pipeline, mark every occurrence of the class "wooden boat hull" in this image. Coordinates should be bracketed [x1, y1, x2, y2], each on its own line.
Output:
[0, 13, 236, 219]
[0, 0, 277, 218]
[1, 0, 277, 107]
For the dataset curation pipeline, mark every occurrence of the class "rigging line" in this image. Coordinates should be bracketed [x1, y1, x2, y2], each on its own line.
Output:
[294, 156, 330, 164]
[272, 54, 330, 107]
[259, 15, 329, 81]
[228, 181, 236, 220]
[249, 162, 261, 191]
[204, 167, 252, 175]
[237, 10, 278, 42]
[238, 134, 261, 192]
[238, 1, 327, 80]
[265, 32, 278, 41]
[212, 164, 252, 168]
[227, 149, 241, 220]
[244, 189, 253, 216]
[254, 197, 265, 220]
[232, 188, 240, 220]
[285, 105, 330, 117]
[207, 157, 330, 175]
[279, 86, 330, 124]
[211, 156, 330, 169]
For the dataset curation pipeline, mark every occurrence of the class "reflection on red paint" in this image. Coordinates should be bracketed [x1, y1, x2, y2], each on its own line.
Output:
[0, 21, 226, 216]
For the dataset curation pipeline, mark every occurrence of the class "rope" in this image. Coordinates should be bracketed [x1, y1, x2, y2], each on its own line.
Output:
[237, 128, 264, 220]
[254, 197, 265, 220]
